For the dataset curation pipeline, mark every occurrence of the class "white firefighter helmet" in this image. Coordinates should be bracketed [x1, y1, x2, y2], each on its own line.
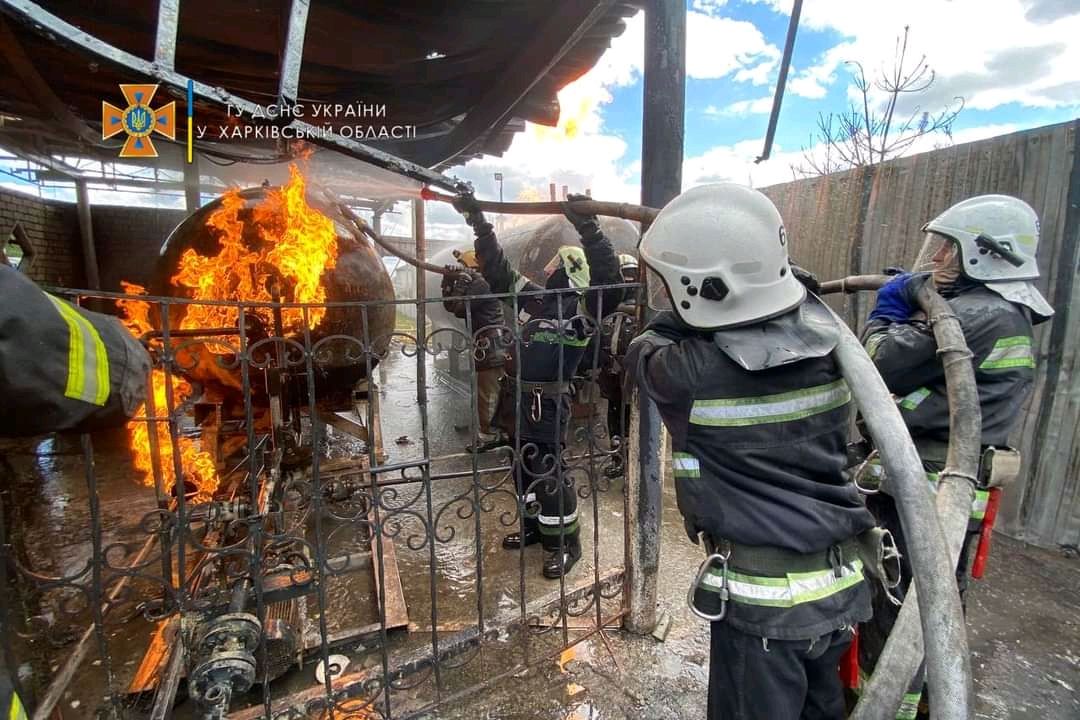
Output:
[543, 245, 591, 289]
[640, 183, 805, 329]
[922, 194, 1040, 282]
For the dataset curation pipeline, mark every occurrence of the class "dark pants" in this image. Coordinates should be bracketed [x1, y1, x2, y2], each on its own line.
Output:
[709, 622, 852, 720]
[475, 366, 503, 435]
[517, 440, 578, 550]
[597, 370, 629, 446]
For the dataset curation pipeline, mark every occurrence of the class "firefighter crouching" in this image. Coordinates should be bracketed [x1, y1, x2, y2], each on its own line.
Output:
[624, 184, 877, 719]
[856, 194, 1054, 719]
[452, 191, 622, 578]
[441, 250, 510, 454]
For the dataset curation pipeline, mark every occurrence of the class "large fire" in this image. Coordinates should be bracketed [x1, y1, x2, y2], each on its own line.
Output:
[118, 164, 339, 501]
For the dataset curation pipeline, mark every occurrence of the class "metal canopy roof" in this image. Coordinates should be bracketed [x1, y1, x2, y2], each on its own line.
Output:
[0, 0, 639, 189]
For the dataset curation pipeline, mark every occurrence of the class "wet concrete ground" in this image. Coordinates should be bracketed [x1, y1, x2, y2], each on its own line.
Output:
[0, 345, 1077, 718]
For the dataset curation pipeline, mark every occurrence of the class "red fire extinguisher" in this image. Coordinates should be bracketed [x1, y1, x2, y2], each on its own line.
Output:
[971, 488, 1003, 579]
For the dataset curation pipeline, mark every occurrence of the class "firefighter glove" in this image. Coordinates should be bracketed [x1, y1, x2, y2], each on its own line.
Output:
[868, 272, 924, 322]
[452, 192, 492, 234]
[563, 193, 600, 238]
[790, 263, 821, 294]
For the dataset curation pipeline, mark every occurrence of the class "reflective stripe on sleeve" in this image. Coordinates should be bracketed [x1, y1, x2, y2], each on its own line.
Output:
[671, 452, 700, 478]
[700, 559, 864, 607]
[980, 335, 1035, 371]
[538, 509, 578, 526]
[690, 379, 850, 427]
[46, 294, 110, 406]
[8, 692, 27, 720]
[899, 386, 931, 410]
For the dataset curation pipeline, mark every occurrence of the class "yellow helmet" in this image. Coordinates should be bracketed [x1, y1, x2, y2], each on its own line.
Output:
[453, 249, 480, 269]
[543, 246, 591, 289]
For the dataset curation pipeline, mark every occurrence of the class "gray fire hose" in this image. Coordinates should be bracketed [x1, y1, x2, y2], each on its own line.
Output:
[823, 276, 978, 719]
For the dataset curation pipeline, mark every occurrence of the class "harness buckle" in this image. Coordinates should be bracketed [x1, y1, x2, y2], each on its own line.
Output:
[687, 533, 732, 622]
[530, 387, 543, 423]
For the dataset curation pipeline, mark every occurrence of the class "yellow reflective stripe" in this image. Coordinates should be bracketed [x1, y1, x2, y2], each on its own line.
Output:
[897, 690, 922, 720]
[46, 294, 110, 406]
[701, 559, 863, 607]
[690, 379, 850, 427]
[865, 332, 886, 359]
[899, 386, 931, 410]
[980, 335, 1035, 370]
[8, 692, 27, 720]
[671, 452, 700, 478]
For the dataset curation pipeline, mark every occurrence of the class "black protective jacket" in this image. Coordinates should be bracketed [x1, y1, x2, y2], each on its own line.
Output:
[626, 311, 875, 639]
[862, 280, 1036, 452]
[441, 269, 507, 371]
[0, 265, 150, 436]
[474, 223, 621, 440]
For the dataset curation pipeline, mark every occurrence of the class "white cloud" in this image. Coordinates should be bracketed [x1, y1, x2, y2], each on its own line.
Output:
[757, 1, 1080, 112]
[707, 95, 775, 116]
[687, 11, 782, 81]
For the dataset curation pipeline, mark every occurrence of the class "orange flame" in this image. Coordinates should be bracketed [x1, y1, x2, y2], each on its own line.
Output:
[117, 164, 337, 501]
[170, 164, 338, 332]
[128, 369, 219, 502]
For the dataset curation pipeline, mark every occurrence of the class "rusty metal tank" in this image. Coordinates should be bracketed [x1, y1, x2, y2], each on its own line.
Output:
[153, 186, 396, 402]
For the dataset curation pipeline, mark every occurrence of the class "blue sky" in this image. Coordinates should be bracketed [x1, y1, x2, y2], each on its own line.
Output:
[427, 0, 1080, 239]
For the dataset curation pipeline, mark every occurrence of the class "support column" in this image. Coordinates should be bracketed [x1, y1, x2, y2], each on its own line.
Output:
[183, 154, 201, 212]
[74, 179, 100, 290]
[624, 0, 686, 635]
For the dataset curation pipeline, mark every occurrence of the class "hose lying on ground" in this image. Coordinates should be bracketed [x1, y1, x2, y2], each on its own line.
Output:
[822, 275, 977, 720]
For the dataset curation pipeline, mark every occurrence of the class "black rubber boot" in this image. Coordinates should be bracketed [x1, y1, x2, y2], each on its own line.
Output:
[502, 527, 541, 549]
[542, 535, 582, 579]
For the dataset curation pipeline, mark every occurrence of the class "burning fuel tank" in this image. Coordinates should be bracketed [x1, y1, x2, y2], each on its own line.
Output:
[151, 177, 395, 403]
[418, 215, 639, 344]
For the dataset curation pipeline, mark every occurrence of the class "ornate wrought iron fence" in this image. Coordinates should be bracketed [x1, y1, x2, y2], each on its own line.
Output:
[0, 282, 640, 719]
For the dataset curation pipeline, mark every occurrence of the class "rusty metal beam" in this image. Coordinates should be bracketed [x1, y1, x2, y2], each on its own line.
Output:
[0, 0, 463, 190]
[153, 0, 180, 71]
[279, 0, 310, 104]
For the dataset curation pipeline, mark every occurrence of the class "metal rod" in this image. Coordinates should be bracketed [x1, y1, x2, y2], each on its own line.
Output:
[755, 0, 802, 163]
[75, 179, 100, 290]
[278, 0, 310, 103]
[153, 0, 180, 71]
[817, 274, 891, 295]
[421, 187, 660, 224]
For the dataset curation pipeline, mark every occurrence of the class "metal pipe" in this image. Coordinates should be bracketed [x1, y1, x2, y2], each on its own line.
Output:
[851, 282, 978, 720]
[421, 187, 660, 225]
[827, 308, 971, 720]
[75, 179, 100, 290]
[755, 0, 802, 163]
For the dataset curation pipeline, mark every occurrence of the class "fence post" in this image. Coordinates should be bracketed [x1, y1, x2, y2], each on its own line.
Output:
[624, 0, 686, 635]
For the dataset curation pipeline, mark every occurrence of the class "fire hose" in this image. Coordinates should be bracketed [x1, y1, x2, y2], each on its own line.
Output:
[821, 275, 979, 720]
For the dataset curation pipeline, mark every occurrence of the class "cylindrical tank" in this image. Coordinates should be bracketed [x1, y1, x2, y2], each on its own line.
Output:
[421, 215, 640, 345]
[153, 186, 396, 402]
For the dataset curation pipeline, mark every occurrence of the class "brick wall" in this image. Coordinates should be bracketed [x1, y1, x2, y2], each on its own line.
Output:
[93, 205, 188, 291]
[0, 188, 81, 286]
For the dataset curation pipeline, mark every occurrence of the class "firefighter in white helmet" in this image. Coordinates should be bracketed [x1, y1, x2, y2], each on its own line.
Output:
[858, 194, 1054, 719]
[624, 183, 875, 719]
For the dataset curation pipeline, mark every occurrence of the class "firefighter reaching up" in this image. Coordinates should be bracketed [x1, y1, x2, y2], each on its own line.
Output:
[624, 183, 876, 720]
[451, 190, 622, 578]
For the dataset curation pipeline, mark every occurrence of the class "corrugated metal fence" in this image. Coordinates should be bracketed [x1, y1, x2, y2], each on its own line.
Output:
[759, 119, 1080, 549]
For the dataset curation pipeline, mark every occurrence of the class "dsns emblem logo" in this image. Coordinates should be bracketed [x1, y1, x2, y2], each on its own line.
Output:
[102, 84, 176, 158]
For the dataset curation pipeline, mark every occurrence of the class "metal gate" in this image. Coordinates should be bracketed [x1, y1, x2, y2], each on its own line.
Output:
[0, 282, 639, 719]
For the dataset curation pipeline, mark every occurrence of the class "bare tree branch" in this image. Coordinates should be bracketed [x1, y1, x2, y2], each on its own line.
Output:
[791, 26, 964, 177]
